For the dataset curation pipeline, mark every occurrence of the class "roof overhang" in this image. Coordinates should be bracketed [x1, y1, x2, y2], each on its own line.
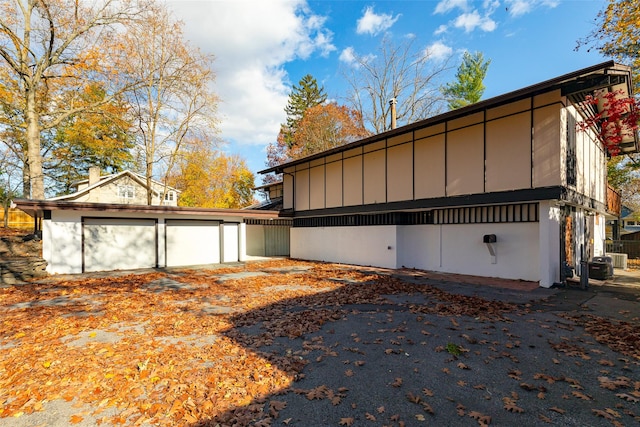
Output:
[260, 61, 638, 175]
[560, 64, 638, 155]
[12, 199, 283, 219]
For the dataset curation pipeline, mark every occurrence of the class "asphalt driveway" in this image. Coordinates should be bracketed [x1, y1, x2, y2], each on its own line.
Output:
[0, 261, 638, 426]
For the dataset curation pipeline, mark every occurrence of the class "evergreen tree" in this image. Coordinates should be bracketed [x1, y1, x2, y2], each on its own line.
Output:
[282, 74, 327, 146]
[441, 51, 491, 110]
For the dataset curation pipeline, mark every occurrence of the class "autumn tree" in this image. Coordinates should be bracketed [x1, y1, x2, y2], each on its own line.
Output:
[290, 103, 369, 157]
[265, 103, 369, 179]
[264, 74, 328, 183]
[576, 0, 640, 211]
[342, 35, 454, 133]
[441, 51, 490, 110]
[47, 83, 134, 195]
[0, 0, 151, 199]
[0, 146, 22, 227]
[577, 0, 640, 93]
[168, 140, 254, 209]
[0, 68, 29, 195]
[123, 4, 218, 205]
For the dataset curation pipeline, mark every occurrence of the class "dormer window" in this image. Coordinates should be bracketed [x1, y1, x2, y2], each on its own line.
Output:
[164, 191, 174, 202]
[118, 184, 135, 199]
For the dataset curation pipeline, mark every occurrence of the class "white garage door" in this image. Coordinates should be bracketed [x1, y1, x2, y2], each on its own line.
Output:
[83, 218, 157, 272]
[166, 220, 220, 267]
[222, 223, 239, 263]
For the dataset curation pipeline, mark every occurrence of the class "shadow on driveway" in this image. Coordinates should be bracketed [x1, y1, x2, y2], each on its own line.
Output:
[197, 266, 640, 426]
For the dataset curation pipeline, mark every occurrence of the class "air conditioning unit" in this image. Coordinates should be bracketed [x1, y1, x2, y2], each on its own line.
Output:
[606, 252, 628, 270]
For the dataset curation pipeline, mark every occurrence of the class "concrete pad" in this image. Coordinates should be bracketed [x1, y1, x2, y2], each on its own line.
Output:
[143, 277, 196, 292]
[217, 271, 270, 281]
[261, 266, 313, 274]
[63, 322, 147, 347]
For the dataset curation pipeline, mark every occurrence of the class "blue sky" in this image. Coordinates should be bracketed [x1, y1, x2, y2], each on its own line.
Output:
[168, 0, 609, 177]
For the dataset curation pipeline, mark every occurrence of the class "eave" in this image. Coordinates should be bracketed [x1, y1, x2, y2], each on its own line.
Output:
[12, 199, 283, 219]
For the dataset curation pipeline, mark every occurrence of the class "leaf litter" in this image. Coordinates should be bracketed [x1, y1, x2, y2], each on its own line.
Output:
[0, 259, 638, 426]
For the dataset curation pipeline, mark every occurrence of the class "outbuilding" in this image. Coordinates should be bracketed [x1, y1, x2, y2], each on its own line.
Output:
[12, 200, 288, 274]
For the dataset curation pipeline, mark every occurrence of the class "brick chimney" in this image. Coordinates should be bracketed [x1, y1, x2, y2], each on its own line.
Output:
[88, 166, 101, 186]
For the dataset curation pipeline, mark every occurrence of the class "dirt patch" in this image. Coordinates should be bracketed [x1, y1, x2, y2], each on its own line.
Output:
[0, 227, 42, 259]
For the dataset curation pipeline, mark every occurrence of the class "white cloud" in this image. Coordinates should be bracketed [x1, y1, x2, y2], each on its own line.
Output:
[453, 11, 497, 32]
[425, 41, 453, 61]
[434, 24, 448, 35]
[505, 0, 559, 17]
[483, 0, 501, 14]
[167, 0, 335, 147]
[339, 46, 357, 65]
[434, 0, 469, 14]
[356, 6, 400, 36]
[339, 46, 376, 68]
[506, 0, 532, 16]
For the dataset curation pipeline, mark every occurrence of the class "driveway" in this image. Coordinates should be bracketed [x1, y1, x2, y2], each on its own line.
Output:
[0, 260, 638, 426]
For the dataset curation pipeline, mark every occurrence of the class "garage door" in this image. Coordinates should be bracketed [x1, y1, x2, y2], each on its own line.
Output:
[83, 218, 157, 272]
[166, 220, 220, 267]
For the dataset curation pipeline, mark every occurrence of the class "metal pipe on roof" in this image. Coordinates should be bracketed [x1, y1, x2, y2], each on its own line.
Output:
[389, 98, 397, 130]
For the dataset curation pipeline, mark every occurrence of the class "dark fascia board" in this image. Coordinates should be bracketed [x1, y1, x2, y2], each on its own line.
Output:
[252, 180, 284, 191]
[12, 199, 283, 219]
[260, 60, 630, 175]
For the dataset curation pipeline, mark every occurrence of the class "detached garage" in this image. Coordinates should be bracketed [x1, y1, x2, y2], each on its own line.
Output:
[13, 200, 285, 275]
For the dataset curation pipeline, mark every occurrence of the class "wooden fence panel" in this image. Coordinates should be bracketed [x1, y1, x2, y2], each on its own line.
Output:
[0, 208, 38, 230]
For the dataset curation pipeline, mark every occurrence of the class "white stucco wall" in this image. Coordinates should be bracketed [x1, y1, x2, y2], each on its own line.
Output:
[593, 214, 605, 257]
[222, 223, 240, 263]
[246, 225, 266, 256]
[397, 223, 540, 282]
[538, 201, 561, 288]
[292, 222, 541, 282]
[290, 226, 398, 269]
[396, 225, 442, 270]
[44, 210, 84, 274]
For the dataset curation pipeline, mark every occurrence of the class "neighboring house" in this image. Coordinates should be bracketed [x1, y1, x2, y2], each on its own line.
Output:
[621, 206, 640, 233]
[260, 61, 638, 288]
[49, 167, 180, 206]
[246, 181, 284, 211]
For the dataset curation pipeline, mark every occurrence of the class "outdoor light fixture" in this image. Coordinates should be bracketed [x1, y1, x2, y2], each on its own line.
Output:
[483, 234, 497, 264]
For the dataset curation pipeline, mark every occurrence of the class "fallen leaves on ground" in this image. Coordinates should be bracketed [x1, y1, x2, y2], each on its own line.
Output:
[1, 259, 639, 426]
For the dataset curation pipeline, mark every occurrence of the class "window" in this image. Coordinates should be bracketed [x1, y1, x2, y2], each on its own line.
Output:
[628, 221, 636, 226]
[164, 191, 174, 201]
[118, 184, 135, 199]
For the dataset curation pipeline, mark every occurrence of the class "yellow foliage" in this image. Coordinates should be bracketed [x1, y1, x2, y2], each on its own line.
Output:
[167, 141, 255, 208]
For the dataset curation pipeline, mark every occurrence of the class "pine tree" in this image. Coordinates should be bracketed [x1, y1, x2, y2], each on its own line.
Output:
[282, 74, 327, 146]
[441, 51, 491, 110]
